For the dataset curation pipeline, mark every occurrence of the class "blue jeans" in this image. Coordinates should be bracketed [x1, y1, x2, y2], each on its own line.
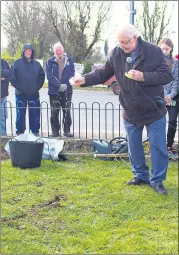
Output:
[1, 97, 7, 136]
[16, 95, 40, 134]
[124, 116, 168, 186]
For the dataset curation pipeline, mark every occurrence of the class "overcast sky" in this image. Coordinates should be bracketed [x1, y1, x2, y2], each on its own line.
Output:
[1, 1, 178, 54]
[104, 1, 178, 54]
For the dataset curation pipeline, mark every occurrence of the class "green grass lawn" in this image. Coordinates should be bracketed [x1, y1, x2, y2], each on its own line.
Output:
[1, 157, 178, 254]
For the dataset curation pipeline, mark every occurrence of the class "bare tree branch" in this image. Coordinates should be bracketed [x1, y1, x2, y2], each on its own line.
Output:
[136, 1, 173, 44]
[42, 0, 112, 62]
[2, 1, 56, 58]
[2, 0, 112, 62]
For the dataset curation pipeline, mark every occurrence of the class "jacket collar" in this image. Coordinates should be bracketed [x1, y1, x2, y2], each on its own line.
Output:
[120, 36, 145, 66]
[132, 40, 145, 69]
[22, 56, 33, 63]
[50, 54, 69, 68]
[130, 37, 145, 69]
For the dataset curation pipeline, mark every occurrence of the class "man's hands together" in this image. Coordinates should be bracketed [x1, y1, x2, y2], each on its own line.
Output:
[58, 83, 67, 92]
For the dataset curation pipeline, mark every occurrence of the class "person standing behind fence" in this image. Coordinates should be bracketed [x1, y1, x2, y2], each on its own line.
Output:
[159, 38, 179, 160]
[10, 43, 45, 136]
[46, 42, 75, 137]
[1, 58, 13, 136]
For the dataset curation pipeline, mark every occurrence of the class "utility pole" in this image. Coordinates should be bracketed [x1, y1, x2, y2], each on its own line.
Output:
[129, 0, 136, 25]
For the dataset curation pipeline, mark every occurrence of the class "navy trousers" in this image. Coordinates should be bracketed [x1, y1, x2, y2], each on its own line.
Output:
[166, 95, 179, 147]
[16, 95, 40, 135]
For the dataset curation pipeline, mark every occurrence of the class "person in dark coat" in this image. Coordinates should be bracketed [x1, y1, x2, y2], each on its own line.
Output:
[70, 24, 173, 195]
[46, 42, 75, 137]
[10, 43, 45, 136]
[159, 38, 179, 161]
[1, 58, 13, 136]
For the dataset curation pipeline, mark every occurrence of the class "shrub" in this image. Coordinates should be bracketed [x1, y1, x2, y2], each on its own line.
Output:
[82, 61, 93, 74]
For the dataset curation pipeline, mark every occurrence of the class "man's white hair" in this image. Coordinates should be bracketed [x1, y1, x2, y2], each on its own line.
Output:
[118, 24, 140, 38]
[53, 42, 64, 51]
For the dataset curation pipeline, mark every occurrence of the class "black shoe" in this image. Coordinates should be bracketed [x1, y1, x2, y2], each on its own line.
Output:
[33, 133, 40, 137]
[168, 147, 178, 161]
[16, 132, 24, 136]
[151, 184, 168, 195]
[63, 132, 74, 137]
[127, 177, 149, 185]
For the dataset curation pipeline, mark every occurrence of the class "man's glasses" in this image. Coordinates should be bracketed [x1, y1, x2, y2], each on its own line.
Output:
[125, 37, 133, 45]
[118, 37, 133, 46]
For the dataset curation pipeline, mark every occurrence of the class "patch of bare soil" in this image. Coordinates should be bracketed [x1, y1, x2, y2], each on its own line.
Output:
[1, 148, 10, 161]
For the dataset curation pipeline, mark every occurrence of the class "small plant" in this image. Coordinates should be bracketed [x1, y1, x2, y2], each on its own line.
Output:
[82, 61, 93, 74]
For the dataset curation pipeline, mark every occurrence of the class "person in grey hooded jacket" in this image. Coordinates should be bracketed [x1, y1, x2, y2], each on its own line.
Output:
[159, 38, 179, 160]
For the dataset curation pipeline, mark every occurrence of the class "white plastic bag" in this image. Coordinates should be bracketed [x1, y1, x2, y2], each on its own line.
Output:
[5, 133, 65, 161]
[42, 137, 64, 160]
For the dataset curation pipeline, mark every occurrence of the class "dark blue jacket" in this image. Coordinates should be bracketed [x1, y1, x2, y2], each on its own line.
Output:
[10, 43, 45, 96]
[83, 37, 173, 127]
[46, 55, 75, 95]
[1, 59, 13, 98]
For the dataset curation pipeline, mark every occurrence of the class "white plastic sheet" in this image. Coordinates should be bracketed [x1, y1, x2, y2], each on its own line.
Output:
[4, 133, 64, 161]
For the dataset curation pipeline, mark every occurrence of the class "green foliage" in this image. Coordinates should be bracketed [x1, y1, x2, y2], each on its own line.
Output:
[14, 42, 24, 58]
[1, 49, 16, 64]
[83, 61, 93, 74]
[1, 158, 178, 254]
[1, 42, 24, 64]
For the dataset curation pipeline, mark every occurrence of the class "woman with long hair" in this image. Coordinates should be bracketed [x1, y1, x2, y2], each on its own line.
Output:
[159, 38, 179, 160]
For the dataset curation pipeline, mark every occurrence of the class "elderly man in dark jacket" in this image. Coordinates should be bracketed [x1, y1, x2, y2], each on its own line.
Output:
[71, 24, 173, 195]
[1, 58, 13, 136]
[46, 42, 75, 137]
[10, 43, 45, 136]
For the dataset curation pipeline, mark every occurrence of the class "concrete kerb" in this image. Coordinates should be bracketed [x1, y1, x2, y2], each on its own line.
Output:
[0, 136, 94, 154]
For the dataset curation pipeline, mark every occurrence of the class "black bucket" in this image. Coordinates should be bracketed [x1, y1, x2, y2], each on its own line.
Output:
[9, 139, 44, 169]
